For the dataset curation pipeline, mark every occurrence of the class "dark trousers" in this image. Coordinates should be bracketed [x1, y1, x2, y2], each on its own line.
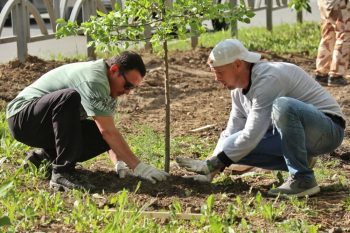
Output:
[7, 89, 109, 172]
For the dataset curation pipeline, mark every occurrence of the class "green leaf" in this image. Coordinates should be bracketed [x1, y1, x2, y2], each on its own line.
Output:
[306, 4, 312, 13]
[243, 18, 251, 24]
[56, 18, 66, 24]
[0, 181, 13, 198]
[246, 11, 256, 18]
[0, 216, 11, 227]
[96, 10, 106, 17]
[206, 194, 214, 213]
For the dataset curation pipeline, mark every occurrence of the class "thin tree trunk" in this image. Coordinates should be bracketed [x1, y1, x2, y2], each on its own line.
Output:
[162, 0, 171, 173]
[163, 40, 170, 173]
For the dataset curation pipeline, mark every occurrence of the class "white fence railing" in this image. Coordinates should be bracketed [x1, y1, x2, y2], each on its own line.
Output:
[0, 0, 302, 63]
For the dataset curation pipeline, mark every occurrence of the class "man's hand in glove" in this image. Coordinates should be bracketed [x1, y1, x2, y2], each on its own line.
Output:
[175, 157, 211, 175]
[115, 161, 132, 178]
[133, 162, 169, 184]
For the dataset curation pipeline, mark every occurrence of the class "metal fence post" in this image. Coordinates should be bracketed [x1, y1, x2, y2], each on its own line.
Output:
[144, 25, 152, 51]
[191, 35, 198, 49]
[83, 0, 96, 60]
[13, 0, 29, 63]
[266, 0, 272, 31]
[53, 0, 60, 18]
[43, 0, 56, 31]
[297, 11, 303, 23]
[230, 0, 238, 37]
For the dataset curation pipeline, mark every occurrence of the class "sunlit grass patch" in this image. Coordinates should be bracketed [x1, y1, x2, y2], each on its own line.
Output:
[168, 22, 320, 57]
[126, 124, 216, 169]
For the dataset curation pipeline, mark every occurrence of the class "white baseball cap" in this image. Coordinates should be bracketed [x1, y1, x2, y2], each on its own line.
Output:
[208, 39, 261, 67]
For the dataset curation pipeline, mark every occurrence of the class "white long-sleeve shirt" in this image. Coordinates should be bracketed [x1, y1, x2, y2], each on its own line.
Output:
[213, 61, 344, 162]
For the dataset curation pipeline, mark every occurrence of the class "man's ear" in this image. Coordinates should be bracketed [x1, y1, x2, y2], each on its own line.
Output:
[233, 59, 241, 68]
[110, 64, 119, 73]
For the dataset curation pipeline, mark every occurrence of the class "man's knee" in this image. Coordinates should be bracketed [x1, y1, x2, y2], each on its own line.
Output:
[56, 89, 81, 110]
[62, 89, 81, 103]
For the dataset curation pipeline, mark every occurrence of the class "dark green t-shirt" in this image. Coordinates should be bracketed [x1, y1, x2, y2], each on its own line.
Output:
[6, 59, 117, 118]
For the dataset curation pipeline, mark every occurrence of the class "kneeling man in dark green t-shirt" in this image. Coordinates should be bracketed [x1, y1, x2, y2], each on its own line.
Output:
[6, 51, 168, 191]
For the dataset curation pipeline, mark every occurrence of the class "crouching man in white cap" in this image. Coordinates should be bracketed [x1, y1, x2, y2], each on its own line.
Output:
[177, 39, 345, 197]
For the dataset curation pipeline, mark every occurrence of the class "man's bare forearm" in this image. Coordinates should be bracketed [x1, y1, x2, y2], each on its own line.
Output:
[103, 130, 140, 169]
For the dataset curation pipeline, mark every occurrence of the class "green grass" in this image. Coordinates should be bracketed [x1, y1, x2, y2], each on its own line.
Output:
[168, 22, 320, 57]
[92, 21, 320, 59]
[0, 110, 328, 232]
[126, 124, 216, 168]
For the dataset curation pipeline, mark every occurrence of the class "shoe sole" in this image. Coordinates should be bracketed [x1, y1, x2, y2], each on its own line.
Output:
[316, 81, 328, 86]
[268, 185, 320, 198]
[49, 180, 94, 191]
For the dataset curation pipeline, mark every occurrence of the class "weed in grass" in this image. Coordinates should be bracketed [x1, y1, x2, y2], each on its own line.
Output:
[0, 112, 28, 163]
[238, 218, 253, 232]
[277, 218, 319, 233]
[202, 194, 215, 216]
[69, 191, 101, 231]
[224, 204, 240, 225]
[213, 172, 233, 185]
[254, 192, 285, 222]
[126, 125, 166, 168]
[288, 196, 309, 212]
[0, 180, 13, 198]
[0, 215, 11, 227]
[342, 194, 350, 211]
[103, 189, 157, 232]
[170, 199, 183, 216]
[0, 181, 13, 227]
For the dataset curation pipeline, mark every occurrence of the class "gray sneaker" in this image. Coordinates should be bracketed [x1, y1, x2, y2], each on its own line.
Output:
[268, 175, 320, 197]
[50, 171, 91, 191]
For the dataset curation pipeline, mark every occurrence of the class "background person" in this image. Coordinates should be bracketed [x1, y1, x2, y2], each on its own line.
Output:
[7, 51, 168, 191]
[314, 0, 350, 86]
[177, 39, 345, 197]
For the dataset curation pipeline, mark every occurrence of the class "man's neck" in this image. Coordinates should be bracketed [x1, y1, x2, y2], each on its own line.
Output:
[242, 63, 254, 95]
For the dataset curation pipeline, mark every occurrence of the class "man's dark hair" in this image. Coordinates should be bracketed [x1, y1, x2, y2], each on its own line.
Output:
[105, 51, 146, 77]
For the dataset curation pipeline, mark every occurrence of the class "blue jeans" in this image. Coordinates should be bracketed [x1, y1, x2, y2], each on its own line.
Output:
[238, 97, 344, 178]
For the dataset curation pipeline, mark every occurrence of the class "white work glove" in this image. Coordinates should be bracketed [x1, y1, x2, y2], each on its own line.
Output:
[115, 161, 132, 178]
[176, 157, 210, 175]
[133, 162, 169, 184]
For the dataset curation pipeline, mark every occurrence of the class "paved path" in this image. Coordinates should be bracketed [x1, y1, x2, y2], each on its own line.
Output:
[0, 1, 320, 64]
